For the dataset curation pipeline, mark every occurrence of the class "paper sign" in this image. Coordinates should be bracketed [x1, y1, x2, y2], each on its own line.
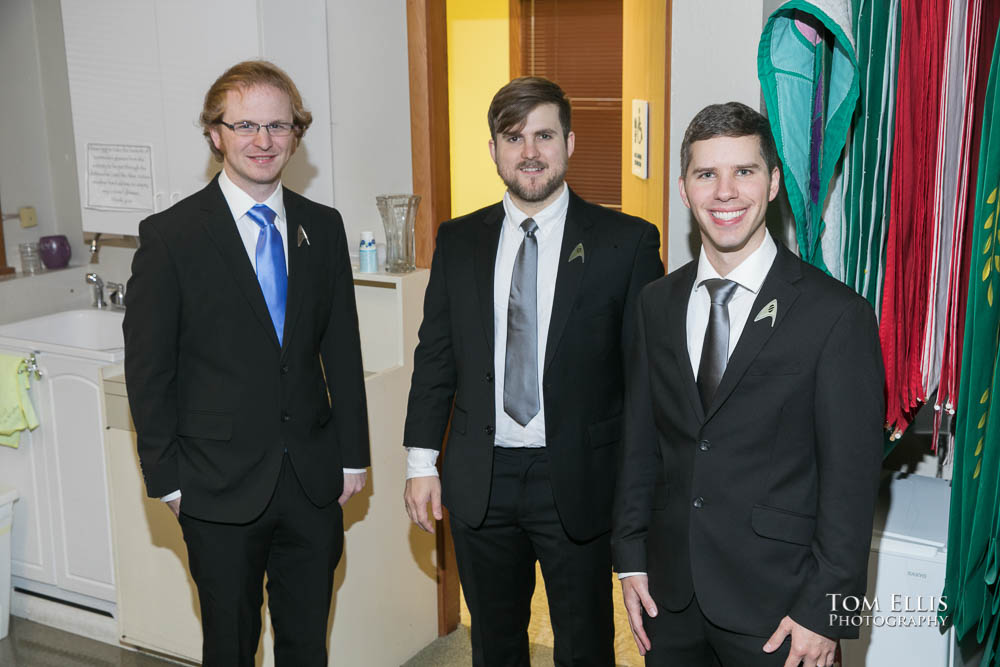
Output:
[631, 100, 649, 180]
[86, 143, 154, 211]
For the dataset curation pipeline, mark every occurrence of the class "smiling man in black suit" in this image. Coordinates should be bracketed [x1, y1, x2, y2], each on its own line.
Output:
[613, 102, 885, 667]
[124, 60, 369, 666]
[403, 77, 663, 666]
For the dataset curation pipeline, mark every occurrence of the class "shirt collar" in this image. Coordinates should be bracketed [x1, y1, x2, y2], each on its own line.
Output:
[694, 232, 777, 295]
[218, 168, 286, 223]
[501, 183, 569, 238]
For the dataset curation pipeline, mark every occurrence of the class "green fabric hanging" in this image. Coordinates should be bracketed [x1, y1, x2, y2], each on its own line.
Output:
[944, 22, 1000, 666]
[758, 0, 859, 271]
[843, 0, 899, 312]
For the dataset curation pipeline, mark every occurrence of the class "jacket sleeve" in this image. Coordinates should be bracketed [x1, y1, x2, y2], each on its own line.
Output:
[320, 211, 371, 469]
[621, 222, 664, 368]
[402, 232, 457, 451]
[789, 296, 885, 638]
[612, 287, 663, 573]
[123, 219, 182, 498]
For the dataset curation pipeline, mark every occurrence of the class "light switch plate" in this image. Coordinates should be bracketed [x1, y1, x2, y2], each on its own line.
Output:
[19, 206, 37, 228]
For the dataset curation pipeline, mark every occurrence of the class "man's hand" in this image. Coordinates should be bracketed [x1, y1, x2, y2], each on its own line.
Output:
[621, 575, 657, 655]
[763, 615, 836, 667]
[166, 497, 181, 518]
[404, 475, 442, 533]
[339, 471, 367, 506]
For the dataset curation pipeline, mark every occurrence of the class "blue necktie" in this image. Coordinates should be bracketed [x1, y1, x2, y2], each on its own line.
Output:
[246, 204, 287, 344]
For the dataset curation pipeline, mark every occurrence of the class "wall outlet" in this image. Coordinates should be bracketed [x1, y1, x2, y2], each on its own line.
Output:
[19, 207, 37, 228]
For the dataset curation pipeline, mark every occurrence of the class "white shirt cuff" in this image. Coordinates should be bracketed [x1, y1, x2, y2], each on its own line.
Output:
[405, 447, 440, 479]
[617, 572, 646, 579]
[343, 468, 367, 474]
[161, 490, 181, 503]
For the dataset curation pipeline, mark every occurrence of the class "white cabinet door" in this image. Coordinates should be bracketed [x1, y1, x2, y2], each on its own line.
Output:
[0, 355, 57, 587]
[35, 353, 116, 602]
[154, 0, 258, 206]
[61, 0, 170, 234]
[62, 0, 333, 236]
[61, 0, 259, 234]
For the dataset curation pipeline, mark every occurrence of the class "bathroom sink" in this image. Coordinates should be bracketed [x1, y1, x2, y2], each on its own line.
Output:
[0, 309, 124, 362]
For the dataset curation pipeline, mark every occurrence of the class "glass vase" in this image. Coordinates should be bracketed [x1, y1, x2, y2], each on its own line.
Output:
[376, 194, 420, 273]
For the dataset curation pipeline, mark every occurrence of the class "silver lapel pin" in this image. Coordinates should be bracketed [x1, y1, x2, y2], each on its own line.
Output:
[754, 299, 778, 327]
[297, 224, 310, 247]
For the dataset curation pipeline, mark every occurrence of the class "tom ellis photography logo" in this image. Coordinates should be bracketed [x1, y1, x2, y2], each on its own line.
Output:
[827, 594, 948, 628]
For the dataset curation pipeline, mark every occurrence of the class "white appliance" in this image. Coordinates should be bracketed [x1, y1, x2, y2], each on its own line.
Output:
[841, 472, 955, 667]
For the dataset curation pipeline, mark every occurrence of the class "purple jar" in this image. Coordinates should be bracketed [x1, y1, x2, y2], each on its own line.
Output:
[38, 235, 71, 269]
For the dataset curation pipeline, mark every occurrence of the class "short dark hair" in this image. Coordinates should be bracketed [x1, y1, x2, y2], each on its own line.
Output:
[487, 76, 571, 142]
[680, 102, 779, 176]
[200, 60, 312, 161]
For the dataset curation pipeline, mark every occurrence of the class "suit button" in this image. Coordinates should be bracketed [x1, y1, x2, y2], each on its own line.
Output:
[485, 371, 494, 383]
[692, 496, 704, 509]
[698, 440, 711, 452]
[280, 365, 289, 375]
[281, 411, 291, 422]
[484, 425, 495, 435]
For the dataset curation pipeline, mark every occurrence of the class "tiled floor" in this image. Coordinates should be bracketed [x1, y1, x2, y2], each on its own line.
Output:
[0, 616, 177, 666]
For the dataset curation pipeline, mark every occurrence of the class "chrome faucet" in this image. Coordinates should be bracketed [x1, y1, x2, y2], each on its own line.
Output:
[106, 282, 126, 310]
[89, 233, 102, 264]
[85, 272, 107, 309]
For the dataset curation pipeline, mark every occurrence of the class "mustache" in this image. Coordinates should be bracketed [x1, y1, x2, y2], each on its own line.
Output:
[517, 160, 547, 170]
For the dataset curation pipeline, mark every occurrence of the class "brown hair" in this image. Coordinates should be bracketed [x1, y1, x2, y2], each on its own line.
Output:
[680, 102, 780, 176]
[200, 60, 313, 160]
[487, 76, 571, 142]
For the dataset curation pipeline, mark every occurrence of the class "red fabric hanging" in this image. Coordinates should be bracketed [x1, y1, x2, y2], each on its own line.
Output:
[938, 1, 1000, 433]
[881, 0, 950, 433]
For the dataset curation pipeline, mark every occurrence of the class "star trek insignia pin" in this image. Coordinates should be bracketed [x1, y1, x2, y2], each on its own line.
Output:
[568, 243, 585, 263]
[297, 225, 310, 247]
[754, 299, 778, 327]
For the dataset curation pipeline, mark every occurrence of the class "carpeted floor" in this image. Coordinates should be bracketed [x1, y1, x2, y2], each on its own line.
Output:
[0, 566, 643, 666]
[406, 566, 643, 666]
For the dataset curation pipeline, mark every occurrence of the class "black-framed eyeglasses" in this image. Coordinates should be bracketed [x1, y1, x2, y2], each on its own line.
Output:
[217, 120, 296, 137]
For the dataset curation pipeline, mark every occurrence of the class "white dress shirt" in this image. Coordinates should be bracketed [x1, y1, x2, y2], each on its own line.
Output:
[686, 233, 778, 374]
[618, 233, 777, 578]
[162, 170, 363, 503]
[406, 184, 569, 478]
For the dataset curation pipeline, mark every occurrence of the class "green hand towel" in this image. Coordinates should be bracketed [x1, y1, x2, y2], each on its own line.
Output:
[0, 353, 40, 448]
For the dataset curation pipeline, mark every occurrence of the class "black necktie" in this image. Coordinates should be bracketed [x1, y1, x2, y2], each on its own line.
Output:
[697, 279, 738, 409]
[504, 218, 540, 426]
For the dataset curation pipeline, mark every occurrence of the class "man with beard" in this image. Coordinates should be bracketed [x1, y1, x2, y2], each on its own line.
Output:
[403, 76, 663, 665]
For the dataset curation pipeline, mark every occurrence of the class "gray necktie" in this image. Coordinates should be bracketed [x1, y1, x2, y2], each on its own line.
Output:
[504, 218, 540, 426]
[697, 278, 739, 409]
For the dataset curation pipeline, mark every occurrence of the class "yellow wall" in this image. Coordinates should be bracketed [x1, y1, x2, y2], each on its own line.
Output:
[447, 0, 509, 218]
[621, 0, 667, 253]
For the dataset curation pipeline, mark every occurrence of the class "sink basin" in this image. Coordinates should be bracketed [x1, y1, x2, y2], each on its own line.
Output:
[0, 309, 125, 362]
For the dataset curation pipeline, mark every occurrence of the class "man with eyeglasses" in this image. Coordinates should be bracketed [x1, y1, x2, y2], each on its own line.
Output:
[123, 60, 369, 666]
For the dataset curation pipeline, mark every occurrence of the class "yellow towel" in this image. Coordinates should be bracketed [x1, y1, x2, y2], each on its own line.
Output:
[0, 353, 40, 448]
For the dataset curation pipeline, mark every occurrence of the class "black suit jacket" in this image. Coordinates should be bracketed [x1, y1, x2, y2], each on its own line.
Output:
[123, 176, 369, 524]
[404, 190, 663, 542]
[612, 240, 885, 639]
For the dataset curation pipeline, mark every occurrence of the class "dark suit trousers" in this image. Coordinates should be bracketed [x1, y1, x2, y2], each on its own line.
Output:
[643, 594, 791, 667]
[179, 454, 344, 666]
[449, 447, 614, 667]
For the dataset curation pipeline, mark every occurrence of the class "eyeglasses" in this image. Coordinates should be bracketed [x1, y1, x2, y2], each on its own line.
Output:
[217, 120, 296, 137]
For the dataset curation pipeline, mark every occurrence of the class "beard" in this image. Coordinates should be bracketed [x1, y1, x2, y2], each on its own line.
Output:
[497, 158, 568, 203]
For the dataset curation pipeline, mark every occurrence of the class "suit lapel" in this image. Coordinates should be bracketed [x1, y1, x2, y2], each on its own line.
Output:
[668, 263, 704, 422]
[704, 242, 802, 421]
[281, 191, 308, 354]
[475, 204, 505, 354]
[197, 179, 281, 349]
[544, 193, 595, 372]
